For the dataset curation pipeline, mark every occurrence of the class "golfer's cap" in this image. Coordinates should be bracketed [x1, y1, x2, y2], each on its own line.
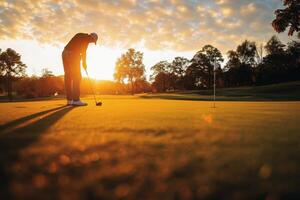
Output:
[90, 32, 98, 44]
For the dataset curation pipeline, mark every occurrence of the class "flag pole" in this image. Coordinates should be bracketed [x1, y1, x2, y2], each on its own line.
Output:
[213, 62, 216, 108]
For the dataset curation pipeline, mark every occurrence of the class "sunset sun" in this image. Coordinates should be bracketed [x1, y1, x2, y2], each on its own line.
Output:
[86, 45, 121, 80]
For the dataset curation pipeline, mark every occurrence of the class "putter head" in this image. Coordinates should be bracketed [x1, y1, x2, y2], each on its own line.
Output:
[96, 102, 102, 106]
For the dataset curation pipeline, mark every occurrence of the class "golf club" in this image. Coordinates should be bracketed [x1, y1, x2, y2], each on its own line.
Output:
[84, 69, 102, 106]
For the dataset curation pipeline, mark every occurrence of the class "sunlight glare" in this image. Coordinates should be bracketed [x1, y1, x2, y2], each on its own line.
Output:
[86, 45, 124, 80]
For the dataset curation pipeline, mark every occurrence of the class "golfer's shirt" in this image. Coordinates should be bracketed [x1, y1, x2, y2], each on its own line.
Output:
[64, 33, 90, 59]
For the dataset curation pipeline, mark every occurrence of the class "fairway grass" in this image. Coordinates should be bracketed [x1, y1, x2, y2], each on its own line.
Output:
[1, 96, 300, 199]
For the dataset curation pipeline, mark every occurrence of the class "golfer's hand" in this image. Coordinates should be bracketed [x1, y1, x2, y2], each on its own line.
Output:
[83, 63, 87, 70]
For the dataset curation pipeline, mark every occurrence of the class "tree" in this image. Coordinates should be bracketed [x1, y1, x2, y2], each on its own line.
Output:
[223, 41, 257, 86]
[41, 68, 54, 78]
[272, 0, 300, 37]
[114, 48, 145, 95]
[237, 40, 257, 85]
[150, 58, 190, 91]
[150, 61, 171, 79]
[170, 57, 189, 89]
[151, 73, 167, 92]
[263, 36, 289, 83]
[187, 53, 209, 88]
[286, 40, 300, 80]
[223, 51, 241, 87]
[188, 45, 223, 88]
[170, 57, 189, 77]
[133, 78, 152, 93]
[253, 36, 300, 85]
[265, 35, 286, 55]
[150, 61, 171, 92]
[224, 50, 240, 72]
[0, 48, 27, 100]
[236, 40, 257, 65]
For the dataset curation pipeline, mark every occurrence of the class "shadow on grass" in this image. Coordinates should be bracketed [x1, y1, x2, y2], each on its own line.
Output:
[0, 95, 64, 103]
[0, 105, 69, 131]
[0, 105, 75, 199]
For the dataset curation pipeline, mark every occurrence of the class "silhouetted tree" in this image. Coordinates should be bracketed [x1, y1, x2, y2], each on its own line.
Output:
[286, 40, 300, 80]
[224, 51, 240, 72]
[171, 57, 189, 77]
[272, 0, 300, 37]
[170, 57, 189, 89]
[150, 61, 171, 78]
[41, 68, 54, 78]
[188, 45, 223, 88]
[265, 35, 286, 55]
[223, 40, 257, 86]
[254, 36, 300, 85]
[114, 48, 145, 95]
[150, 61, 171, 92]
[0, 48, 27, 100]
[186, 53, 209, 88]
[236, 40, 257, 65]
[151, 57, 189, 91]
[223, 51, 241, 86]
[133, 78, 152, 93]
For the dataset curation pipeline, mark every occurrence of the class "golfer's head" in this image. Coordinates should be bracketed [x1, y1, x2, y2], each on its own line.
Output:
[89, 32, 98, 45]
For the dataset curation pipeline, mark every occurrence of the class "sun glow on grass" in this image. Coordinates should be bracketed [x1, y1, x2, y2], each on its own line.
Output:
[0, 96, 300, 198]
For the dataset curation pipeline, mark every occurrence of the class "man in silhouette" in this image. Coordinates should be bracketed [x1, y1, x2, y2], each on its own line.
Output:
[62, 33, 98, 106]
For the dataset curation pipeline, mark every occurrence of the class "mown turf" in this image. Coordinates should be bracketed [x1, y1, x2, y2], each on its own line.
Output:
[0, 96, 300, 200]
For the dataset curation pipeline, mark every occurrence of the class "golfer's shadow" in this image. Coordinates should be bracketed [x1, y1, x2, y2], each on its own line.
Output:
[1, 105, 71, 131]
[0, 105, 75, 199]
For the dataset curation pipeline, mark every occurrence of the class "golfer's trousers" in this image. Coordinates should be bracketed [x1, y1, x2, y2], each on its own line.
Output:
[62, 49, 81, 101]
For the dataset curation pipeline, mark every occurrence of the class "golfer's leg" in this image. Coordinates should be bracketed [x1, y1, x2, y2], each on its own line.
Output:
[62, 51, 72, 101]
[72, 62, 81, 101]
[64, 73, 73, 101]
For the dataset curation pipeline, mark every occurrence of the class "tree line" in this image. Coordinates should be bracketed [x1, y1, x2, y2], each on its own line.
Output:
[149, 36, 300, 92]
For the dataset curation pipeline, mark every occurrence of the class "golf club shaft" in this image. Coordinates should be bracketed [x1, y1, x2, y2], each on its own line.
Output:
[85, 69, 98, 104]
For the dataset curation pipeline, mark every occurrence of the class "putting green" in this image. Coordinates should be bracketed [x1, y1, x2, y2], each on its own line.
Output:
[1, 96, 300, 199]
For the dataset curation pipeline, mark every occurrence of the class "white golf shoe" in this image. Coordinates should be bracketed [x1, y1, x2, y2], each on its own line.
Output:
[72, 100, 88, 106]
[67, 100, 73, 105]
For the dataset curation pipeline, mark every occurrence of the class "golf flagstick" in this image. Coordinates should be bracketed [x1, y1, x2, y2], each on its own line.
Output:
[213, 62, 216, 108]
[84, 69, 102, 106]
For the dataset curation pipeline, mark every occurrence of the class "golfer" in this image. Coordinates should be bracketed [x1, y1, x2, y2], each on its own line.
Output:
[62, 32, 98, 106]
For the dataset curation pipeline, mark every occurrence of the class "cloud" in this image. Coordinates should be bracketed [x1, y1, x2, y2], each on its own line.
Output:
[0, 0, 289, 53]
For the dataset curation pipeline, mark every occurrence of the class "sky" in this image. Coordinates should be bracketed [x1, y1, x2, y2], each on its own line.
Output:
[0, 0, 295, 80]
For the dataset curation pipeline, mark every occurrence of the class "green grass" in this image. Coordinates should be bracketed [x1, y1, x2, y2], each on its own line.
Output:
[0, 96, 300, 199]
[141, 81, 300, 101]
